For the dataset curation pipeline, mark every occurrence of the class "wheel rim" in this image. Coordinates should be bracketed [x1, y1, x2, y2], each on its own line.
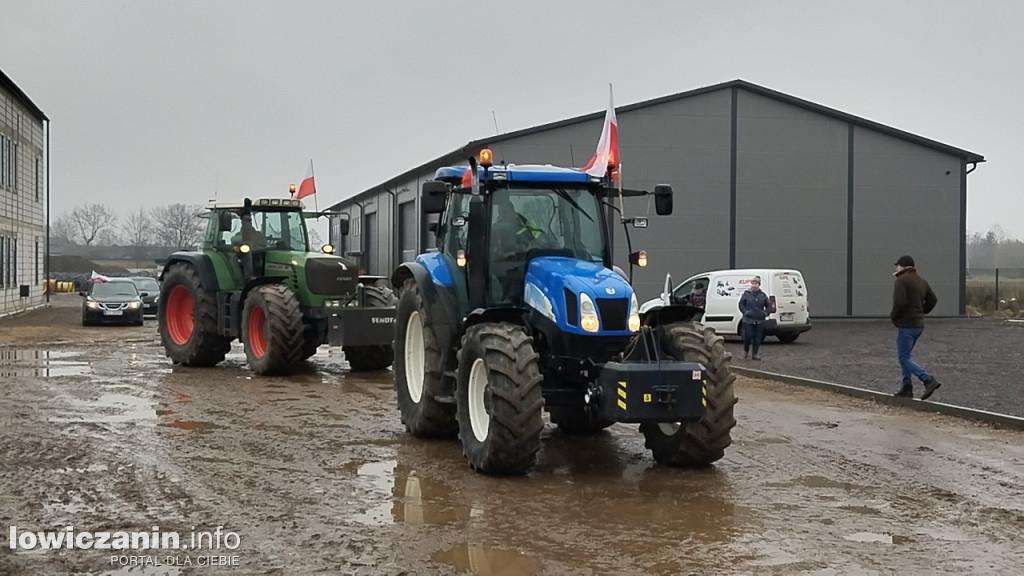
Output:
[468, 358, 490, 442]
[247, 304, 267, 358]
[658, 422, 681, 436]
[165, 285, 194, 345]
[404, 311, 425, 402]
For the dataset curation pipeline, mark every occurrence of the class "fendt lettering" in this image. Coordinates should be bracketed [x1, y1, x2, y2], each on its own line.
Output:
[371, 317, 395, 324]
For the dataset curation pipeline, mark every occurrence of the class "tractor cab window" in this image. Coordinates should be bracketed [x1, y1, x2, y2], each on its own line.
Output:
[251, 210, 309, 252]
[489, 186, 604, 263]
[218, 212, 243, 250]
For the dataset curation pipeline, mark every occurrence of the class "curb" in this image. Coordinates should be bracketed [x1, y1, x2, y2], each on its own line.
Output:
[732, 367, 1024, 431]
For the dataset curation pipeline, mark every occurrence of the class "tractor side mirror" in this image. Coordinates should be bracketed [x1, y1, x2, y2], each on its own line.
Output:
[338, 218, 350, 236]
[654, 184, 673, 215]
[218, 211, 234, 232]
[421, 181, 448, 214]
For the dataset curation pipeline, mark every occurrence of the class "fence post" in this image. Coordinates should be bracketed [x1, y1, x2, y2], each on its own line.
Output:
[995, 268, 1000, 306]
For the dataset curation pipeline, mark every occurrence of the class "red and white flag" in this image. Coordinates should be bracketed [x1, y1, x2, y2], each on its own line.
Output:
[295, 160, 316, 199]
[579, 84, 619, 179]
[90, 270, 109, 283]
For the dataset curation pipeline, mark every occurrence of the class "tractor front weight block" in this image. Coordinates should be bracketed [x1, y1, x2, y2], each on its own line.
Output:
[596, 326, 707, 424]
[327, 307, 396, 347]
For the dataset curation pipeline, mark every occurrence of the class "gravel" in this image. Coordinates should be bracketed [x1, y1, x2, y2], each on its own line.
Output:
[724, 317, 1024, 417]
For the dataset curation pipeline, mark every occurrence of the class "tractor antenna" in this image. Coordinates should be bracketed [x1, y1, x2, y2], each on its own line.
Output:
[491, 110, 500, 135]
[569, 145, 575, 166]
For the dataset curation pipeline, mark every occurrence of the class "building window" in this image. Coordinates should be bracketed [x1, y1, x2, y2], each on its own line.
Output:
[35, 239, 40, 284]
[1, 136, 7, 189]
[0, 237, 5, 287]
[10, 237, 16, 286]
[363, 211, 377, 274]
[36, 157, 41, 201]
[398, 201, 416, 264]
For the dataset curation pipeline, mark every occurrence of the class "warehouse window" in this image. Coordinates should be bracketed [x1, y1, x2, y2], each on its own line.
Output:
[36, 157, 41, 201]
[0, 237, 5, 287]
[0, 136, 7, 189]
[398, 201, 416, 264]
[35, 239, 40, 284]
[363, 212, 377, 274]
[10, 237, 16, 286]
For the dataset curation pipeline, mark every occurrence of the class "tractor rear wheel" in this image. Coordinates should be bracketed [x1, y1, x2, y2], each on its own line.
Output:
[456, 322, 544, 475]
[548, 406, 615, 435]
[159, 263, 231, 366]
[393, 278, 457, 437]
[640, 321, 737, 467]
[344, 284, 397, 371]
[241, 284, 304, 375]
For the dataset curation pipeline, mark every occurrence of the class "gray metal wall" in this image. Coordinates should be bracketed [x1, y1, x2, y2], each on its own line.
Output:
[330, 86, 967, 316]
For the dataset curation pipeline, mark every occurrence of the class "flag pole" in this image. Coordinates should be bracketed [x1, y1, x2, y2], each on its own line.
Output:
[310, 159, 319, 213]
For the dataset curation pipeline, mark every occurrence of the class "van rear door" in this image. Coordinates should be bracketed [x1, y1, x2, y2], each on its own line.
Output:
[770, 271, 809, 325]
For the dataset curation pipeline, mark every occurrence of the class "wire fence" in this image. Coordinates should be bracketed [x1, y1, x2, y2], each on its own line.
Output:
[966, 268, 1024, 314]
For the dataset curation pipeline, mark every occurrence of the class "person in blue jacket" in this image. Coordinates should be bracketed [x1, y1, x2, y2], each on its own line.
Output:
[738, 276, 773, 360]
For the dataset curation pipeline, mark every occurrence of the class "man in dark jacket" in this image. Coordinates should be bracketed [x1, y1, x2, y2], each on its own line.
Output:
[891, 255, 942, 400]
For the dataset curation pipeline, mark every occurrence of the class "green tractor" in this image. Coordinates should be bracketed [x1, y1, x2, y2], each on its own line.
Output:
[157, 197, 395, 375]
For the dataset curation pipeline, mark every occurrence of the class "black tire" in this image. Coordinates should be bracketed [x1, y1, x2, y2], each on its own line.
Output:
[393, 278, 457, 437]
[777, 333, 799, 344]
[456, 322, 544, 475]
[640, 321, 737, 467]
[241, 284, 304, 376]
[344, 284, 397, 371]
[158, 263, 231, 366]
[548, 406, 615, 435]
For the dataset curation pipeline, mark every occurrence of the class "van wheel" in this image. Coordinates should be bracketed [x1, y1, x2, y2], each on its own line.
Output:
[777, 333, 799, 344]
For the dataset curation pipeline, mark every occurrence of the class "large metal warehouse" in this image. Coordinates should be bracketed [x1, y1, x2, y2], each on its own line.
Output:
[327, 79, 984, 317]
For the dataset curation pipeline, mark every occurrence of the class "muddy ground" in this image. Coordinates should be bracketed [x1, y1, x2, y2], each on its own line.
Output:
[1, 295, 1023, 575]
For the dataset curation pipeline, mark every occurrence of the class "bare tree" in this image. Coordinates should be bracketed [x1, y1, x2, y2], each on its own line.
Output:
[50, 215, 75, 245]
[68, 203, 118, 246]
[308, 228, 324, 248]
[121, 208, 154, 247]
[151, 204, 204, 250]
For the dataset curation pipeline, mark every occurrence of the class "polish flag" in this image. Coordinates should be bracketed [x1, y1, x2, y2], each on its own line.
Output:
[90, 270, 110, 283]
[296, 160, 316, 199]
[579, 84, 619, 179]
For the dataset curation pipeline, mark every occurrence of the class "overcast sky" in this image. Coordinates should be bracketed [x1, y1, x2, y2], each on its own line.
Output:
[2, 1, 1021, 240]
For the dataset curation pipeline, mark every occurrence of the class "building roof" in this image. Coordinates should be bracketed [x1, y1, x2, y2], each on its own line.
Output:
[331, 79, 985, 210]
[0, 68, 48, 122]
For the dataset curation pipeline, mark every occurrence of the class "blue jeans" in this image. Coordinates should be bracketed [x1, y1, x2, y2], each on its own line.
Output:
[896, 327, 930, 387]
[742, 322, 764, 355]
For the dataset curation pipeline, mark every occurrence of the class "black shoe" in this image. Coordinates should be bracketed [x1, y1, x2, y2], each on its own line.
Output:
[893, 386, 913, 398]
[921, 376, 942, 400]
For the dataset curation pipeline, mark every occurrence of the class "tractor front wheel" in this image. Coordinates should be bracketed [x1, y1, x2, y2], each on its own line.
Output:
[241, 284, 304, 375]
[639, 321, 737, 467]
[393, 278, 457, 437]
[456, 322, 544, 475]
[344, 284, 397, 371]
[158, 263, 231, 366]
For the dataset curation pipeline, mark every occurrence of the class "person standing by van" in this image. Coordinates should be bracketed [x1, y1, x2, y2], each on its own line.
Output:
[891, 255, 942, 400]
[685, 282, 707, 310]
[738, 276, 772, 360]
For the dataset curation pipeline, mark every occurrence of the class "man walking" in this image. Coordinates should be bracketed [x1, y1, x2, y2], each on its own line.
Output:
[891, 255, 942, 400]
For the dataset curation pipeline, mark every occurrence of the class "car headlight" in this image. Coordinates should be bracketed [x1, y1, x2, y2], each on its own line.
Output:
[128, 301, 141, 309]
[579, 293, 599, 333]
[628, 293, 641, 332]
[524, 282, 555, 322]
[86, 301, 99, 309]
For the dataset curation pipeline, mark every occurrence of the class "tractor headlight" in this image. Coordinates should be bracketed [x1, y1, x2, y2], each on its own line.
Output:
[321, 243, 334, 254]
[237, 243, 251, 254]
[628, 293, 641, 332]
[524, 282, 555, 322]
[579, 293, 599, 333]
[324, 299, 342, 308]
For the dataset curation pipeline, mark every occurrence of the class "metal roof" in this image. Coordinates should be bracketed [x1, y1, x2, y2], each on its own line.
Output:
[330, 79, 985, 210]
[0, 68, 48, 122]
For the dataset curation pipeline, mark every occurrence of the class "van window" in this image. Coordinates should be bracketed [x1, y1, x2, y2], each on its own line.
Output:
[772, 272, 806, 298]
[710, 274, 755, 299]
[671, 277, 707, 302]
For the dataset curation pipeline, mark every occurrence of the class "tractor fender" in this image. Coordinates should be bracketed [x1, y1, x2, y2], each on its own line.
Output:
[242, 276, 285, 303]
[464, 306, 530, 332]
[160, 252, 218, 289]
[393, 261, 460, 374]
[641, 304, 705, 328]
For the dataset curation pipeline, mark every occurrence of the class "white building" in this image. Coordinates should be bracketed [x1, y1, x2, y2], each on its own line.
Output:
[0, 68, 48, 317]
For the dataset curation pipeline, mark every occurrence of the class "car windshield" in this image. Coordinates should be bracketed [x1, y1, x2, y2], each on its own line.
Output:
[91, 282, 139, 297]
[132, 278, 159, 292]
[489, 185, 605, 263]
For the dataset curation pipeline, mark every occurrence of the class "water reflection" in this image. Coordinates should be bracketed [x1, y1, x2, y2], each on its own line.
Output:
[0, 347, 90, 378]
[431, 544, 541, 576]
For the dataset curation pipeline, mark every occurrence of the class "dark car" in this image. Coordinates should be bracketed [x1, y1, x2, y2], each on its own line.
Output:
[129, 276, 161, 315]
[81, 279, 145, 326]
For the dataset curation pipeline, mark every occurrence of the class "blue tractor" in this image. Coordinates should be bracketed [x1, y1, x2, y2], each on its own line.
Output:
[390, 150, 737, 475]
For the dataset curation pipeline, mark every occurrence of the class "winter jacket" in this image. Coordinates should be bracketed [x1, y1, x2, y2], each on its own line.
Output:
[738, 288, 772, 325]
[891, 268, 937, 328]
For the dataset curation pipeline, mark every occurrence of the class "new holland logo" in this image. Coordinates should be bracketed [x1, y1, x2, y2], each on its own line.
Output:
[371, 317, 395, 324]
[605, 287, 616, 295]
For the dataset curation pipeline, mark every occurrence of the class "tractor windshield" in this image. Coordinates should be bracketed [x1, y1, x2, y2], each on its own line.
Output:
[490, 185, 605, 263]
[251, 209, 309, 251]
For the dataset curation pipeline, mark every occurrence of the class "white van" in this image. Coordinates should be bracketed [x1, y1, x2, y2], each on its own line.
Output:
[641, 268, 812, 343]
